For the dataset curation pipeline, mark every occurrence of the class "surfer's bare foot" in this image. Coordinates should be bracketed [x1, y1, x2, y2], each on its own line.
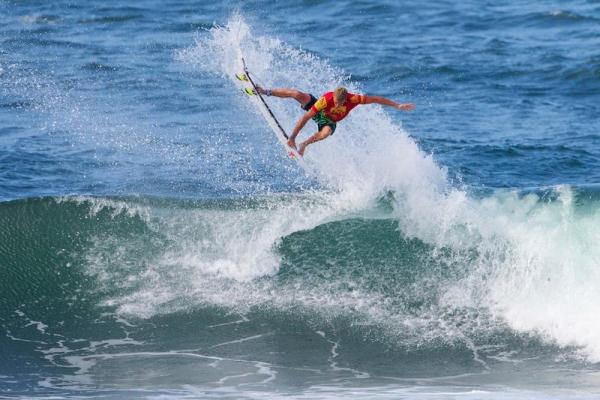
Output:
[298, 142, 307, 156]
[256, 86, 272, 96]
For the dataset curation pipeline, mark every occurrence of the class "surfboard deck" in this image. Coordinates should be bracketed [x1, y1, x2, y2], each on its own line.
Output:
[234, 56, 306, 166]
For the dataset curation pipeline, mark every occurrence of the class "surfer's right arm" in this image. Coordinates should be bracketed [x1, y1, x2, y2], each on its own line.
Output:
[364, 95, 415, 111]
[288, 108, 317, 149]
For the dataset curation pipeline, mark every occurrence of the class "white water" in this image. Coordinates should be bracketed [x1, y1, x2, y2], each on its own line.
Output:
[75, 14, 600, 363]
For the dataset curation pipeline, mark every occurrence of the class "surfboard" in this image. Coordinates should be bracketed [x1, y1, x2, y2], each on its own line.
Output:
[235, 56, 306, 166]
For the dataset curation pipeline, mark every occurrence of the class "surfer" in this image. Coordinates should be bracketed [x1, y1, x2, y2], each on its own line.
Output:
[256, 86, 415, 155]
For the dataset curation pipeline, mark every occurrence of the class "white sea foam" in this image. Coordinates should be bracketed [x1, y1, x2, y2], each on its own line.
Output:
[81, 14, 600, 362]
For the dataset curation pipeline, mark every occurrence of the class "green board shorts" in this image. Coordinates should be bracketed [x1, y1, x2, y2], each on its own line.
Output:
[302, 94, 337, 135]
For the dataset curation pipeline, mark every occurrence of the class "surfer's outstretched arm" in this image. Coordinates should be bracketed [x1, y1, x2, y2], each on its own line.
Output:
[288, 109, 317, 149]
[364, 95, 415, 111]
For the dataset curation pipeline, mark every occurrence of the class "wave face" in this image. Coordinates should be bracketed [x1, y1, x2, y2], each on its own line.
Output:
[3, 190, 600, 397]
[3, 2, 600, 398]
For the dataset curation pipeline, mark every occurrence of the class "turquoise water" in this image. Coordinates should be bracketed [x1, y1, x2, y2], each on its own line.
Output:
[2, 1, 600, 398]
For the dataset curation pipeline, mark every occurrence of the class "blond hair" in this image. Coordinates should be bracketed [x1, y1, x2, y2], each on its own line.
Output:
[334, 87, 348, 103]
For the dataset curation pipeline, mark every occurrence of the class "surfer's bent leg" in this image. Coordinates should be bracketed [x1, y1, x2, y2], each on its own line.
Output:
[298, 125, 333, 156]
[256, 87, 311, 106]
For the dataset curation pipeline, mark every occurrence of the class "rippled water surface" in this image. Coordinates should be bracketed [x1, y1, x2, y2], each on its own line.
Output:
[1, 1, 600, 398]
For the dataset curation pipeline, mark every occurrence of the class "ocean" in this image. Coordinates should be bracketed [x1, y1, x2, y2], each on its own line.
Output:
[2, 0, 600, 398]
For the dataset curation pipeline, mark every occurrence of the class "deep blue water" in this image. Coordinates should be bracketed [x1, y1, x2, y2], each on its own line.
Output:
[2, 1, 600, 398]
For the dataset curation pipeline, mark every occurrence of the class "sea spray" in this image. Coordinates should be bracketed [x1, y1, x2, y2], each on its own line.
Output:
[175, 15, 600, 361]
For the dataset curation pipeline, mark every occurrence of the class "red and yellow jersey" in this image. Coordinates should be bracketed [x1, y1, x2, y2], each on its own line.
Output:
[310, 91, 366, 122]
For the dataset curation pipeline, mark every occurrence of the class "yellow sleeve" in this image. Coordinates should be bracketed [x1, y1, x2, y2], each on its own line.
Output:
[312, 96, 328, 112]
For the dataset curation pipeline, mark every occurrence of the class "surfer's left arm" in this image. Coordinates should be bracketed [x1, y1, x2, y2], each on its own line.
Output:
[288, 108, 317, 148]
[363, 95, 415, 111]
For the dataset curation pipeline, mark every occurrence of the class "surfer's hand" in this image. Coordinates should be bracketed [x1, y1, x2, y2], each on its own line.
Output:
[287, 137, 297, 149]
[396, 103, 415, 112]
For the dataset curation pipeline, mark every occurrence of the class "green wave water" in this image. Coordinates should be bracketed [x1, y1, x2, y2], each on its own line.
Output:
[2, 193, 599, 397]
